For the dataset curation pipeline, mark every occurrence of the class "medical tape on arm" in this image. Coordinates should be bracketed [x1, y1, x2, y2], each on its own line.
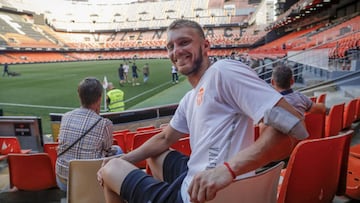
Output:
[263, 106, 309, 140]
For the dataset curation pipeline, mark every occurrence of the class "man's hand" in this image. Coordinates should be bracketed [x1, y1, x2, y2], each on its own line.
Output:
[188, 164, 233, 203]
[97, 155, 123, 187]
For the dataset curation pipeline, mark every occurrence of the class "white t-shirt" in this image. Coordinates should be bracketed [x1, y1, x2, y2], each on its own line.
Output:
[123, 64, 129, 73]
[171, 65, 177, 73]
[169, 59, 282, 202]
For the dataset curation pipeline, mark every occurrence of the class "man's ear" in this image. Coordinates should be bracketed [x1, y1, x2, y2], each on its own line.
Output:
[290, 77, 295, 86]
[271, 78, 275, 86]
[204, 39, 210, 50]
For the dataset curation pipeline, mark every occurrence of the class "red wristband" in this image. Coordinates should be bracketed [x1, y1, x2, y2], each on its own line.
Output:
[224, 162, 236, 179]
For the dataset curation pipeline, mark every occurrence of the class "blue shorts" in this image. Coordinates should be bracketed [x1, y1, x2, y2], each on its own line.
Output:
[120, 151, 189, 203]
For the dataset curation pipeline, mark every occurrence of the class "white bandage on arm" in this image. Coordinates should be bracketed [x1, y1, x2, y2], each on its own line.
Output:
[264, 106, 309, 140]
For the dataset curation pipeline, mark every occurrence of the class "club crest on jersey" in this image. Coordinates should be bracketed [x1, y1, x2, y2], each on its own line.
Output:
[197, 87, 204, 105]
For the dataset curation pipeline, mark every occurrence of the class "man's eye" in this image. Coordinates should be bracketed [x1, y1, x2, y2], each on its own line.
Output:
[180, 40, 190, 46]
[167, 45, 174, 51]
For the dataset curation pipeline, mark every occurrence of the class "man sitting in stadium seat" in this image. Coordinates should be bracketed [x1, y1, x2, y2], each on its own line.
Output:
[97, 19, 307, 203]
[56, 77, 121, 192]
[271, 64, 326, 117]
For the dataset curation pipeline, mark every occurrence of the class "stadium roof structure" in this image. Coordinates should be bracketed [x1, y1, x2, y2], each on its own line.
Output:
[0, 0, 259, 32]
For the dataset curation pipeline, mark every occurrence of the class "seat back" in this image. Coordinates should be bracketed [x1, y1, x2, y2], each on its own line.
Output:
[350, 144, 360, 158]
[67, 158, 105, 203]
[346, 155, 360, 200]
[131, 130, 161, 168]
[131, 129, 162, 150]
[0, 136, 31, 156]
[304, 112, 325, 139]
[355, 98, 360, 121]
[325, 103, 345, 137]
[43, 142, 59, 173]
[207, 162, 284, 203]
[113, 128, 130, 135]
[343, 99, 357, 130]
[124, 131, 137, 153]
[316, 93, 326, 104]
[170, 137, 191, 156]
[277, 130, 353, 203]
[136, 125, 156, 132]
[346, 143, 360, 200]
[0, 136, 23, 154]
[309, 96, 317, 103]
[7, 153, 57, 191]
[147, 135, 191, 175]
[112, 134, 126, 152]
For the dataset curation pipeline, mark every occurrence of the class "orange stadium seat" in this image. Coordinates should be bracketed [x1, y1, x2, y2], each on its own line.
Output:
[277, 130, 352, 203]
[43, 142, 59, 173]
[125, 129, 162, 152]
[346, 143, 360, 200]
[170, 136, 191, 156]
[131, 129, 162, 168]
[304, 112, 325, 139]
[113, 134, 126, 153]
[316, 93, 327, 104]
[346, 155, 360, 200]
[309, 96, 317, 103]
[8, 153, 57, 191]
[123, 131, 137, 153]
[136, 125, 156, 132]
[343, 99, 358, 130]
[0, 137, 31, 160]
[325, 103, 345, 137]
[356, 98, 360, 121]
[113, 129, 130, 135]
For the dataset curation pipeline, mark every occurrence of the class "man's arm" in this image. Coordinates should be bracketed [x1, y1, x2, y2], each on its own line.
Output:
[188, 98, 304, 203]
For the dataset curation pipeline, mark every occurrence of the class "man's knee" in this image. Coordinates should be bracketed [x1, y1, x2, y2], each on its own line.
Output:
[102, 158, 137, 193]
[146, 150, 171, 180]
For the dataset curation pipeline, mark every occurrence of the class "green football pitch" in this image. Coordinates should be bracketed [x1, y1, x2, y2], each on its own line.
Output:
[0, 59, 190, 134]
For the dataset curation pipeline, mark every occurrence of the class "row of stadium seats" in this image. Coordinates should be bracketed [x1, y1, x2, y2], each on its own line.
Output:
[0, 50, 169, 64]
[291, 15, 360, 51]
[327, 33, 360, 59]
[254, 94, 360, 141]
[2, 48, 255, 64]
[4, 130, 355, 202]
[3, 126, 359, 202]
[248, 15, 360, 61]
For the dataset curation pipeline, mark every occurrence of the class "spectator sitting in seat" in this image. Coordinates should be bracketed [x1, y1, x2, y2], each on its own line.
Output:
[271, 64, 326, 117]
[56, 77, 122, 192]
[97, 19, 307, 203]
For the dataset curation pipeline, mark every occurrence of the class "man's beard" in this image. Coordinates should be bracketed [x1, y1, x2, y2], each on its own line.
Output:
[182, 47, 203, 76]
